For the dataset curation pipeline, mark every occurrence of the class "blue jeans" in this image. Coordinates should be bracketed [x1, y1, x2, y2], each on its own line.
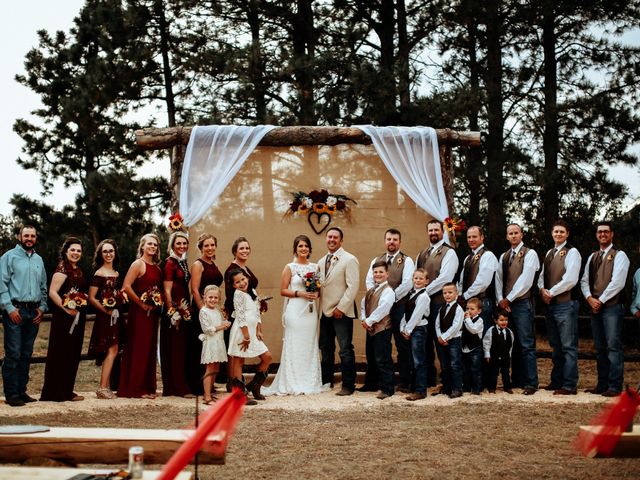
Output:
[410, 325, 429, 394]
[462, 347, 483, 393]
[390, 302, 413, 387]
[545, 300, 579, 390]
[319, 314, 356, 390]
[509, 299, 539, 389]
[436, 336, 463, 393]
[2, 307, 39, 398]
[480, 297, 494, 334]
[371, 329, 394, 395]
[591, 303, 624, 392]
[425, 301, 444, 386]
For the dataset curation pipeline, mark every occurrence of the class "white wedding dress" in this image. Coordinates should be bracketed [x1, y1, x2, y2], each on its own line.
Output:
[262, 262, 328, 396]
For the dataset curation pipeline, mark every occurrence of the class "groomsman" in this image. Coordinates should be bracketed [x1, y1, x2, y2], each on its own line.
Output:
[580, 221, 629, 397]
[495, 223, 540, 395]
[538, 219, 581, 395]
[415, 220, 459, 386]
[458, 226, 499, 332]
[318, 227, 360, 396]
[361, 229, 414, 392]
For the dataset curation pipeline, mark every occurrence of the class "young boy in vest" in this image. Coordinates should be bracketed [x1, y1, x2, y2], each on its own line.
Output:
[435, 282, 464, 398]
[360, 260, 395, 400]
[400, 268, 431, 401]
[462, 297, 484, 395]
[483, 308, 514, 393]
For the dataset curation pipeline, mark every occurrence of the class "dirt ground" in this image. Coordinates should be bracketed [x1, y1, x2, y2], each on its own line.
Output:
[1, 358, 640, 479]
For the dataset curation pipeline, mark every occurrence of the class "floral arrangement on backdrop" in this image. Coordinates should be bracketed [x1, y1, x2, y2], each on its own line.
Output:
[285, 189, 357, 220]
[443, 215, 466, 247]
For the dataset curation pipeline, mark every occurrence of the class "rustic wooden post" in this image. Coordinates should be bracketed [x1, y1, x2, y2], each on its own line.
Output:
[439, 128, 455, 215]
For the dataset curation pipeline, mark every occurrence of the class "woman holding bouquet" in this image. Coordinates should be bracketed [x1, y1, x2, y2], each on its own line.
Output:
[118, 233, 163, 399]
[262, 235, 327, 396]
[188, 233, 224, 393]
[41, 237, 88, 402]
[160, 231, 193, 397]
[87, 239, 123, 400]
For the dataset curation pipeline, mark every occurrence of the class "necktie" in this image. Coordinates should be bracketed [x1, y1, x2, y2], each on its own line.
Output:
[427, 246, 434, 257]
[553, 248, 559, 257]
[387, 254, 394, 267]
[325, 254, 333, 274]
[509, 250, 516, 265]
[594, 250, 605, 270]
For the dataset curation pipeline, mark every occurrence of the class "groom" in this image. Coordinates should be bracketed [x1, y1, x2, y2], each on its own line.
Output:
[318, 227, 360, 396]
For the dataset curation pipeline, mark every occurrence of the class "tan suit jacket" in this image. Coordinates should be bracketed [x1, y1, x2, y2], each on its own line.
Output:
[318, 247, 360, 318]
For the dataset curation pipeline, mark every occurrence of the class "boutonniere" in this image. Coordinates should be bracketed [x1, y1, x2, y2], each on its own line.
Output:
[331, 255, 339, 265]
[559, 250, 566, 257]
[473, 253, 480, 263]
[435, 248, 442, 256]
[518, 251, 524, 258]
[397, 256, 403, 265]
[607, 254, 613, 262]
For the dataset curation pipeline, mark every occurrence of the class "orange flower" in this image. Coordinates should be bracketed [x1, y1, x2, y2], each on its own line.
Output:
[326, 204, 337, 214]
[313, 203, 326, 214]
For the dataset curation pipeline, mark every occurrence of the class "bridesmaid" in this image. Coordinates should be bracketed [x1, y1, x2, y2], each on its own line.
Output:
[118, 233, 163, 399]
[41, 237, 87, 402]
[87, 239, 122, 399]
[188, 233, 224, 393]
[223, 237, 259, 319]
[160, 231, 192, 397]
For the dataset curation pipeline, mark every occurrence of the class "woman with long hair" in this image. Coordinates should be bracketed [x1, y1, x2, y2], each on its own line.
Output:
[40, 237, 87, 402]
[117, 233, 163, 399]
[87, 239, 122, 399]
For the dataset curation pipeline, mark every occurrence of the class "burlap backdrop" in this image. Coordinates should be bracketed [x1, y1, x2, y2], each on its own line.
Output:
[188, 144, 432, 364]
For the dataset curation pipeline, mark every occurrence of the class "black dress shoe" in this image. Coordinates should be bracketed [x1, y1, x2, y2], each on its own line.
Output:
[20, 393, 37, 403]
[602, 390, 621, 397]
[6, 397, 25, 407]
[542, 384, 560, 391]
[448, 391, 463, 399]
[553, 388, 577, 395]
[585, 387, 606, 394]
[522, 387, 537, 396]
[356, 385, 377, 392]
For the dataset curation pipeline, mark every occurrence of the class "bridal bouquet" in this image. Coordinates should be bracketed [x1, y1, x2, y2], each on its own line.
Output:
[302, 271, 321, 313]
[140, 285, 163, 316]
[167, 298, 192, 327]
[62, 288, 88, 334]
[101, 289, 128, 309]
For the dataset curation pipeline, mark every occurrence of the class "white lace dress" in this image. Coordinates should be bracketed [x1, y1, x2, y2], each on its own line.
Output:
[227, 289, 268, 358]
[262, 262, 328, 396]
[199, 307, 228, 364]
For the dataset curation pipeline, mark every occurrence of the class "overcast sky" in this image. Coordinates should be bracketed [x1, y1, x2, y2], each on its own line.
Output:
[2, 2, 638, 218]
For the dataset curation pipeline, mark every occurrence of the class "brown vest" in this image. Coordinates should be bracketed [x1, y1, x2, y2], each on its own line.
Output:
[375, 252, 407, 289]
[589, 247, 623, 306]
[543, 244, 577, 304]
[365, 284, 392, 335]
[501, 246, 532, 302]
[417, 243, 453, 303]
[438, 302, 458, 333]
[462, 247, 495, 299]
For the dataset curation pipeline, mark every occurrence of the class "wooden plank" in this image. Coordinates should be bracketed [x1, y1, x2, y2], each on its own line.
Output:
[578, 425, 640, 457]
[135, 126, 482, 150]
[0, 466, 192, 479]
[0, 427, 225, 465]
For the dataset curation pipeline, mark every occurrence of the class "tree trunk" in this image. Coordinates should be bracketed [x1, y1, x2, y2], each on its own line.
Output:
[542, 1, 559, 232]
[372, 0, 396, 124]
[292, 0, 316, 125]
[247, 0, 267, 123]
[483, 0, 505, 247]
[155, 0, 176, 128]
[396, 0, 410, 120]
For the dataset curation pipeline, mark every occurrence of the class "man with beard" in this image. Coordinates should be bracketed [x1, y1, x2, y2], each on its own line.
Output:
[0, 225, 48, 406]
[415, 220, 459, 386]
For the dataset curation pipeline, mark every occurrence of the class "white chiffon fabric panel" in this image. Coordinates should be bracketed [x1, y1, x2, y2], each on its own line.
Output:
[355, 125, 449, 222]
[179, 124, 276, 226]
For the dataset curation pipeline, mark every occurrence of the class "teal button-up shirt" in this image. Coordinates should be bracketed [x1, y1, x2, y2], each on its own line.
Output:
[0, 244, 48, 314]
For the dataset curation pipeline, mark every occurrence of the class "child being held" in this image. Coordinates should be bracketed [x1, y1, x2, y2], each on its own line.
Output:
[482, 308, 514, 394]
[461, 297, 484, 395]
[199, 285, 231, 404]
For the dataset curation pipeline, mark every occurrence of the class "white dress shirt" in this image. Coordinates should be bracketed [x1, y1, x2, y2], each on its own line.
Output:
[458, 244, 499, 300]
[580, 245, 630, 304]
[399, 288, 430, 335]
[415, 239, 460, 297]
[461, 314, 484, 353]
[435, 301, 464, 341]
[537, 241, 581, 297]
[365, 252, 414, 301]
[360, 281, 396, 327]
[495, 242, 540, 303]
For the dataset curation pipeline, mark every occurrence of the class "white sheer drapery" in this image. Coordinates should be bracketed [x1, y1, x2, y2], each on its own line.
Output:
[356, 125, 449, 222]
[179, 124, 448, 226]
[179, 125, 276, 226]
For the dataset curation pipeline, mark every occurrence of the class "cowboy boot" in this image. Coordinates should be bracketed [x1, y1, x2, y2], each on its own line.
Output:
[231, 378, 257, 406]
[247, 371, 268, 401]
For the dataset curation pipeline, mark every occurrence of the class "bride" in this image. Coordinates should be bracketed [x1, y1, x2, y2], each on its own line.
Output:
[262, 235, 328, 395]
